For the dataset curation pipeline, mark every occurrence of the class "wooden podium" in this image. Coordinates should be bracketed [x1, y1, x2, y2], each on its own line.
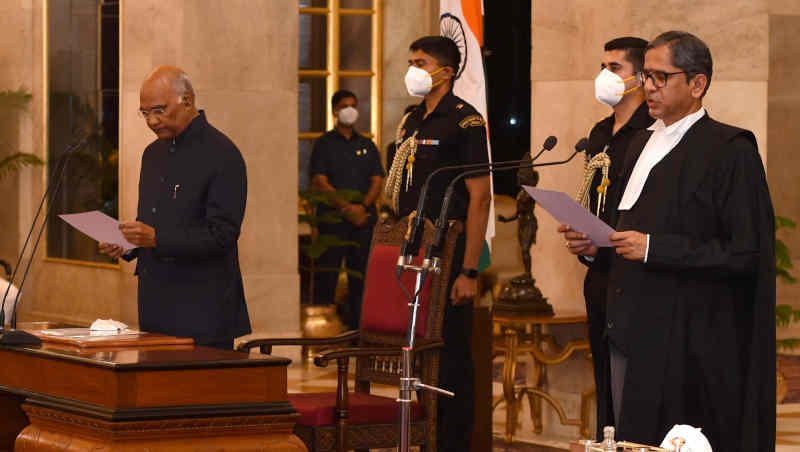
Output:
[0, 333, 307, 451]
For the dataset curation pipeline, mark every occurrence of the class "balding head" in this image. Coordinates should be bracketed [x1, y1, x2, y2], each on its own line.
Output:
[139, 66, 199, 140]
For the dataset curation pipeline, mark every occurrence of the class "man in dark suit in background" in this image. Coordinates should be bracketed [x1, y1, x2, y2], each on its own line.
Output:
[101, 66, 250, 350]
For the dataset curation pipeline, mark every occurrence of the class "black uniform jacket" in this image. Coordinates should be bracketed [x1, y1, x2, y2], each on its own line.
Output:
[128, 111, 251, 344]
[397, 91, 489, 221]
[607, 113, 775, 451]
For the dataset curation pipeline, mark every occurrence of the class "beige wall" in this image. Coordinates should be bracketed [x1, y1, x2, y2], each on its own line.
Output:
[380, 0, 440, 159]
[7, 1, 301, 346]
[768, 1, 800, 339]
[0, 1, 36, 273]
[0, 0, 46, 320]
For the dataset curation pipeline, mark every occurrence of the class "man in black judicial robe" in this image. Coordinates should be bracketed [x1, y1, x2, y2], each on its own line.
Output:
[560, 36, 653, 439]
[100, 66, 251, 349]
[562, 31, 774, 450]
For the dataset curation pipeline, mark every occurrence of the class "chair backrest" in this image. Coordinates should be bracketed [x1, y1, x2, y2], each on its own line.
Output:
[356, 215, 462, 387]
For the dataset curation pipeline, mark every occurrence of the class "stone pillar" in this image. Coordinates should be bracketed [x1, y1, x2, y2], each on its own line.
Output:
[380, 0, 440, 160]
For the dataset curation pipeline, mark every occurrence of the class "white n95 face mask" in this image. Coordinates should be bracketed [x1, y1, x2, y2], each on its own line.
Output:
[337, 106, 359, 126]
[404, 66, 446, 97]
[405, 66, 433, 97]
[595, 68, 638, 107]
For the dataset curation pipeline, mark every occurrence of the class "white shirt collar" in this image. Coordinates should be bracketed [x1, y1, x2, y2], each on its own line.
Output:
[647, 106, 706, 135]
[617, 107, 707, 211]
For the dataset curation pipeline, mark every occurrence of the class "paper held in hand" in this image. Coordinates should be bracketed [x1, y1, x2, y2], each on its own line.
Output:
[58, 210, 136, 252]
[522, 186, 615, 247]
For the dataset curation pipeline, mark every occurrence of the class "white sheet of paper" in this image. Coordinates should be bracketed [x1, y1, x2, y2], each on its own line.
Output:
[58, 210, 136, 252]
[522, 186, 616, 247]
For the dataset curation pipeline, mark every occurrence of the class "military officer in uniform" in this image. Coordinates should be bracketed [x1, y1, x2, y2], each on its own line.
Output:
[385, 35, 491, 452]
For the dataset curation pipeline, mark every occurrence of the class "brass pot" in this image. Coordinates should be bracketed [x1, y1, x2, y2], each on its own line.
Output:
[778, 365, 788, 404]
[301, 305, 345, 360]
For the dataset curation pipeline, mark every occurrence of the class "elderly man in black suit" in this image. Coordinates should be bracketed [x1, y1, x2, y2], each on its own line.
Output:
[101, 66, 250, 350]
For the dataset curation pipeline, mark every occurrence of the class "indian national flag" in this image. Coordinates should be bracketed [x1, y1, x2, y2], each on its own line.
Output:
[440, 0, 494, 270]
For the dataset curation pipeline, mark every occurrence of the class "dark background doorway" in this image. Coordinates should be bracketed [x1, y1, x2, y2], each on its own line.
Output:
[484, 0, 531, 196]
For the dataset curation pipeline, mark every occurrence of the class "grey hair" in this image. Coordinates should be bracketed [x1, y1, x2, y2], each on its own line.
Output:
[173, 71, 195, 102]
[647, 31, 713, 96]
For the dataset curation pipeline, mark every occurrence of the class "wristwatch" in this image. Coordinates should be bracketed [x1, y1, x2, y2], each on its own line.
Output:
[461, 268, 479, 279]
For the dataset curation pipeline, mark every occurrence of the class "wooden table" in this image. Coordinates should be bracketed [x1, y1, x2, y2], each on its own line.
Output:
[0, 337, 306, 451]
[493, 310, 594, 444]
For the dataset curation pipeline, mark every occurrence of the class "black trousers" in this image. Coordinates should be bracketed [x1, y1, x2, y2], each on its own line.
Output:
[313, 221, 373, 330]
[436, 236, 474, 452]
[584, 268, 614, 439]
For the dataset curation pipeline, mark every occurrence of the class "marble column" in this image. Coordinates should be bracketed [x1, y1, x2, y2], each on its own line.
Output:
[380, 0, 440, 162]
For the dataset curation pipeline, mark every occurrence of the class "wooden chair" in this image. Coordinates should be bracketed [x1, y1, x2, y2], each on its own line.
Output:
[237, 216, 463, 452]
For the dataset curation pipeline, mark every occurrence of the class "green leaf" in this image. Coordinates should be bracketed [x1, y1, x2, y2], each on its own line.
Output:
[298, 212, 344, 227]
[777, 304, 795, 327]
[776, 215, 797, 231]
[300, 234, 359, 259]
[0, 152, 44, 181]
[777, 338, 800, 351]
[778, 268, 798, 284]
[299, 189, 364, 208]
[0, 88, 33, 111]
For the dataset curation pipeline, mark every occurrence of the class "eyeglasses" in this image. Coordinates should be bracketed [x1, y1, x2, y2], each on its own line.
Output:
[638, 70, 687, 88]
[138, 105, 167, 119]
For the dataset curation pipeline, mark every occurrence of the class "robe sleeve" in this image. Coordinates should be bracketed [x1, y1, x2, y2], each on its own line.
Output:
[645, 135, 771, 278]
[154, 149, 247, 259]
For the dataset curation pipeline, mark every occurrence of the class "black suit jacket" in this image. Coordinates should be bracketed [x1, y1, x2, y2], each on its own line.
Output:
[127, 111, 251, 344]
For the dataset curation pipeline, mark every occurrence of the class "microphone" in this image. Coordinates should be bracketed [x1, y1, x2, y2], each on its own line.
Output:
[530, 135, 557, 162]
[425, 137, 589, 259]
[397, 135, 558, 268]
[0, 134, 89, 345]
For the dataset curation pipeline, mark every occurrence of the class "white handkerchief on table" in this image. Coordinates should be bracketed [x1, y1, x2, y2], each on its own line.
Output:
[522, 186, 616, 247]
[58, 210, 136, 252]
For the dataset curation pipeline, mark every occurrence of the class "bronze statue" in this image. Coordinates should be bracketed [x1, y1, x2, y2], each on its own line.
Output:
[494, 155, 552, 315]
[498, 165, 539, 279]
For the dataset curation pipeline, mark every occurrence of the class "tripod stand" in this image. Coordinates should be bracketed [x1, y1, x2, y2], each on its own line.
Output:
[396, 216, 455, 452]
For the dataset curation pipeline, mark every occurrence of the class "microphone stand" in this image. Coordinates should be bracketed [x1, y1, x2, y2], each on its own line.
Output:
[0, 136, 88, 345]
[396, 146, 583, 452]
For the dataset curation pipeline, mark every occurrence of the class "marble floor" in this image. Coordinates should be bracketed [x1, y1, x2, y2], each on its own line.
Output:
[286, 353, 800, 451]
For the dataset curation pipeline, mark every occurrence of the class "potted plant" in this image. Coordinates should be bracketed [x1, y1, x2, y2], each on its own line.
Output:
[776, 215, 798, 402]
[298, 189, 364, 348]
[0, 89, 42, 182]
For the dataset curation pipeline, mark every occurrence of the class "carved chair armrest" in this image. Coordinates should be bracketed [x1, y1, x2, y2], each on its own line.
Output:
[313, 346, 400, 367]
[312, 341, 445, 367]
[236, 330, 359, 355]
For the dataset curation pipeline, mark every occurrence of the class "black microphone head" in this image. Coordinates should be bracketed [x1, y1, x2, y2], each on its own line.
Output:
[574, 137, 589, 152]
[543, 135, 557, 151]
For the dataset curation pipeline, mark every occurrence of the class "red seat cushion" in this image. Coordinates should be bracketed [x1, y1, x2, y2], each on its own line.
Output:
[361, 244, 433, 337]
[290, 392, 425, 426]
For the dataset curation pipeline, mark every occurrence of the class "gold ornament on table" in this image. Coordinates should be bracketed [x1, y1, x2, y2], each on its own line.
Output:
[575, 145, 611, 216]
[384, 111, 418, 213]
